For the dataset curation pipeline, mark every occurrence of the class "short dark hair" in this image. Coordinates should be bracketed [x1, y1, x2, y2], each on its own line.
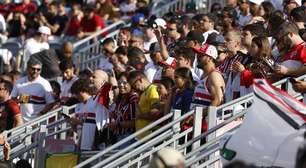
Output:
[176, 47, 195, 65]
[127, 70, 146, 83]
[174, 67, 194, 89]
[0, 79, 13, 93]
[27, 58, 42, 68]
[59, 60, 74, 72]
[243, 23, 266, 37]
[115, 46, 128, 55]
[101, 37, 115, 46]
[70, 79, 92, 95]
[160, 77, 175, 90]
[127, 47, 145, 59]
[290, 6, 306, 22]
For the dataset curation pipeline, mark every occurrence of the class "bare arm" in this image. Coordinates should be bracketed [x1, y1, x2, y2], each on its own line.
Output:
[14, 114, 23, 127]
[208, 71, 225, 106]
[155, 28, 169, 60]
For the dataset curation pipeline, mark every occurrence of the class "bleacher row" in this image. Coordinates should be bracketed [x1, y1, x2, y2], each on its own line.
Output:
[0, 0, 304, 168]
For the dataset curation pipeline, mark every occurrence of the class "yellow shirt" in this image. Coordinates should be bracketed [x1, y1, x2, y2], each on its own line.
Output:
[136, 84, 160, 139]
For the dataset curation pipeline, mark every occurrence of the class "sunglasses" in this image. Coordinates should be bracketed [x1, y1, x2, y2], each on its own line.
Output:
[31, 67, 41, 72]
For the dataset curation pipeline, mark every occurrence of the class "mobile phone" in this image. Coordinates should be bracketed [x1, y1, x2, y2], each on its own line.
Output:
[289, 77, 297, 83]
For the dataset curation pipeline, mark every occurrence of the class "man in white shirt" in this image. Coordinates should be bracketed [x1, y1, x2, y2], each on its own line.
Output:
[22, 26, 51, 71]
[11, 58, 55, 122]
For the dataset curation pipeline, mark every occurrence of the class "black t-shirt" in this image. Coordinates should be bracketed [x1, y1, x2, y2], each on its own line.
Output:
[48, 15, 69, 36]
[8, 19, 23, 37]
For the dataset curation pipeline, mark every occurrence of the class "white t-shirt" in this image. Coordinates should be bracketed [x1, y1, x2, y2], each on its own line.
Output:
[11, 76, 54, 122]
[0, 49, 13, 64]
[144, 62, 158, 83]
[0, 14, 6, 32]
[75, 97, 109, 150]
[23, 38, 49, 69]
[60, 76, 78, 103]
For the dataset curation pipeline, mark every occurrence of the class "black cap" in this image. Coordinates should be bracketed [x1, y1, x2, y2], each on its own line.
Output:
[149, 42, 161, 54]
[186, 30, 204, 44]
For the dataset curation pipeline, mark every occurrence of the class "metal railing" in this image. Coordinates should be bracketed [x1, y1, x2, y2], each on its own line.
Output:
[75, 74, 306, 168]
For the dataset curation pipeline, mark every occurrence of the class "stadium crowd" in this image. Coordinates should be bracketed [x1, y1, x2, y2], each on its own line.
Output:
[0, 0, 305, 167]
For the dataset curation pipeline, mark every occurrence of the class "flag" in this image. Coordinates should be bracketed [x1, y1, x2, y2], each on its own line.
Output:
[221, 79, 306, 167]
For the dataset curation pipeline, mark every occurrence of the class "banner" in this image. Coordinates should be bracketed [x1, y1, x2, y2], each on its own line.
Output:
[221, 79, 306, 167]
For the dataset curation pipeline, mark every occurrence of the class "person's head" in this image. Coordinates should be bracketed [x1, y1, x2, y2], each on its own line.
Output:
[242, 23, 266, 48]
[158, 77, 175, 100]
[267, 10, 286, 36]
[127, 70, 150, 92]
[83, 5, 95, 19]
[199, 14, 216, 33]
[90, 69, 109, 92]
[115, 46, 129, 64]
[175, 47, 195, 68]
[290, 6, 306, 23]
[149, 42, 163, 65]
[149, 148, 185, 168]
[127, 47, 146, 70]
[274, 21, 302, 52]
[49, 80, 61, 101]
[119, 27, 132, 46]
[37, 26, 51, 42]
[174, 67, 193, 90]
[259, 1, 275, 19]
[225, 30, 242, 55]
[238, 0, 250, 14]
[186, 30, 204, 48]
[0, 80, 13, 102]
[48, 2, 57, 15]
[26, 58, 42, 81]
[211, 2, 222, 14]
[71, 79, 92, 102]
[226, 0, 238, 7]
[117, 73, 131, 95]
[78, 68, 93, 80]
[9, 70, 21, 84]
[129, 34, 144, 50]
[57, 2, 66, 14]
[144, 26, 156, 41]
[283, 0, 300, 14]
[167, 18, 180, 39]
[101, 38, 116, 58]
[178, 15, 192, 37]
[193, 44, 218, 70]
[250, 36, 271, 59]
[59, 60, 75, 81]
[61, 42, 74, 60]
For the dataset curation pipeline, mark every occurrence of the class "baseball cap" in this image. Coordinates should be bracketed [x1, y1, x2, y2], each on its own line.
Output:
[248, 0, 265, 5]
[206, 33, 225, 46]
[186, 30, 205, 45]
[149, 148, 184, 168]
[152, 18, 167, 29]
[193, 44, 218, 60]
[38, 26, 51, 35]
[283, 0, 301, 6]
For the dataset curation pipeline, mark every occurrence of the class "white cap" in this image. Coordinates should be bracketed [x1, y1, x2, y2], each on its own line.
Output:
[248, 0, 265, 5]
[154, 18, 167, 29]
[149, 148, 185, 168]
[38, 26, 51, 35]
[193, 44, 218, 60]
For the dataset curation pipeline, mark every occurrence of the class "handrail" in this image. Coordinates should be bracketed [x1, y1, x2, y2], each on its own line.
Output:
[73, 21, 126, 49]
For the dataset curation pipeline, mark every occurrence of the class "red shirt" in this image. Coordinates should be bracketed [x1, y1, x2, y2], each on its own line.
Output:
[0, 99, 20, 131]
[281, 42, 306, 69]
[12, 2, 37, 15]
[66, 17, 81, 36]
[80, 14, 105, 33]
[0, 3, 14, 17]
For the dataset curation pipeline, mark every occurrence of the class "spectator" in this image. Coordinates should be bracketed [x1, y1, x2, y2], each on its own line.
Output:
[127, 47, 146, 71]
[23, 26, 51, 71]
[127, 70, 161, 139]
[199, 14, 219, 43]
[274, 21, 306, 77]
[237, 0, 252, 27]
[77, 5, 105, 39]
[241, 22, 266, 51]
[108, 73, 138, 145]
[111, 46, 128, 74]
[172, 67, 194, 116]
[6, 12, 26, 38]
[49, 80, 61, 108]
[13, 0, 37, 17]
[191, 44, 225, 131]
[149, 148, 185, 168]
[0, 79, 23, 131]
[96, 0, 117, 21]
[258, 1, 276, 20]
[283, 0, 301, 15]
[11, 58, 55, 122]
[118, 26, 132, 47]
[70, 79, 109, 151]
[290, 6, 306, 40]
[64, 3, 83, 40]
[59, 60, 78, 105]
[99, 38, 116, 72]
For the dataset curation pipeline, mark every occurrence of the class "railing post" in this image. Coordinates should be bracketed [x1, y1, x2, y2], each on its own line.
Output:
[60, 106, 69, 139]
[35, 125, 47, 168]
[172, 109, 181, 148]
[192, 107, 203, 150]
[207, 106, 217, 142]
